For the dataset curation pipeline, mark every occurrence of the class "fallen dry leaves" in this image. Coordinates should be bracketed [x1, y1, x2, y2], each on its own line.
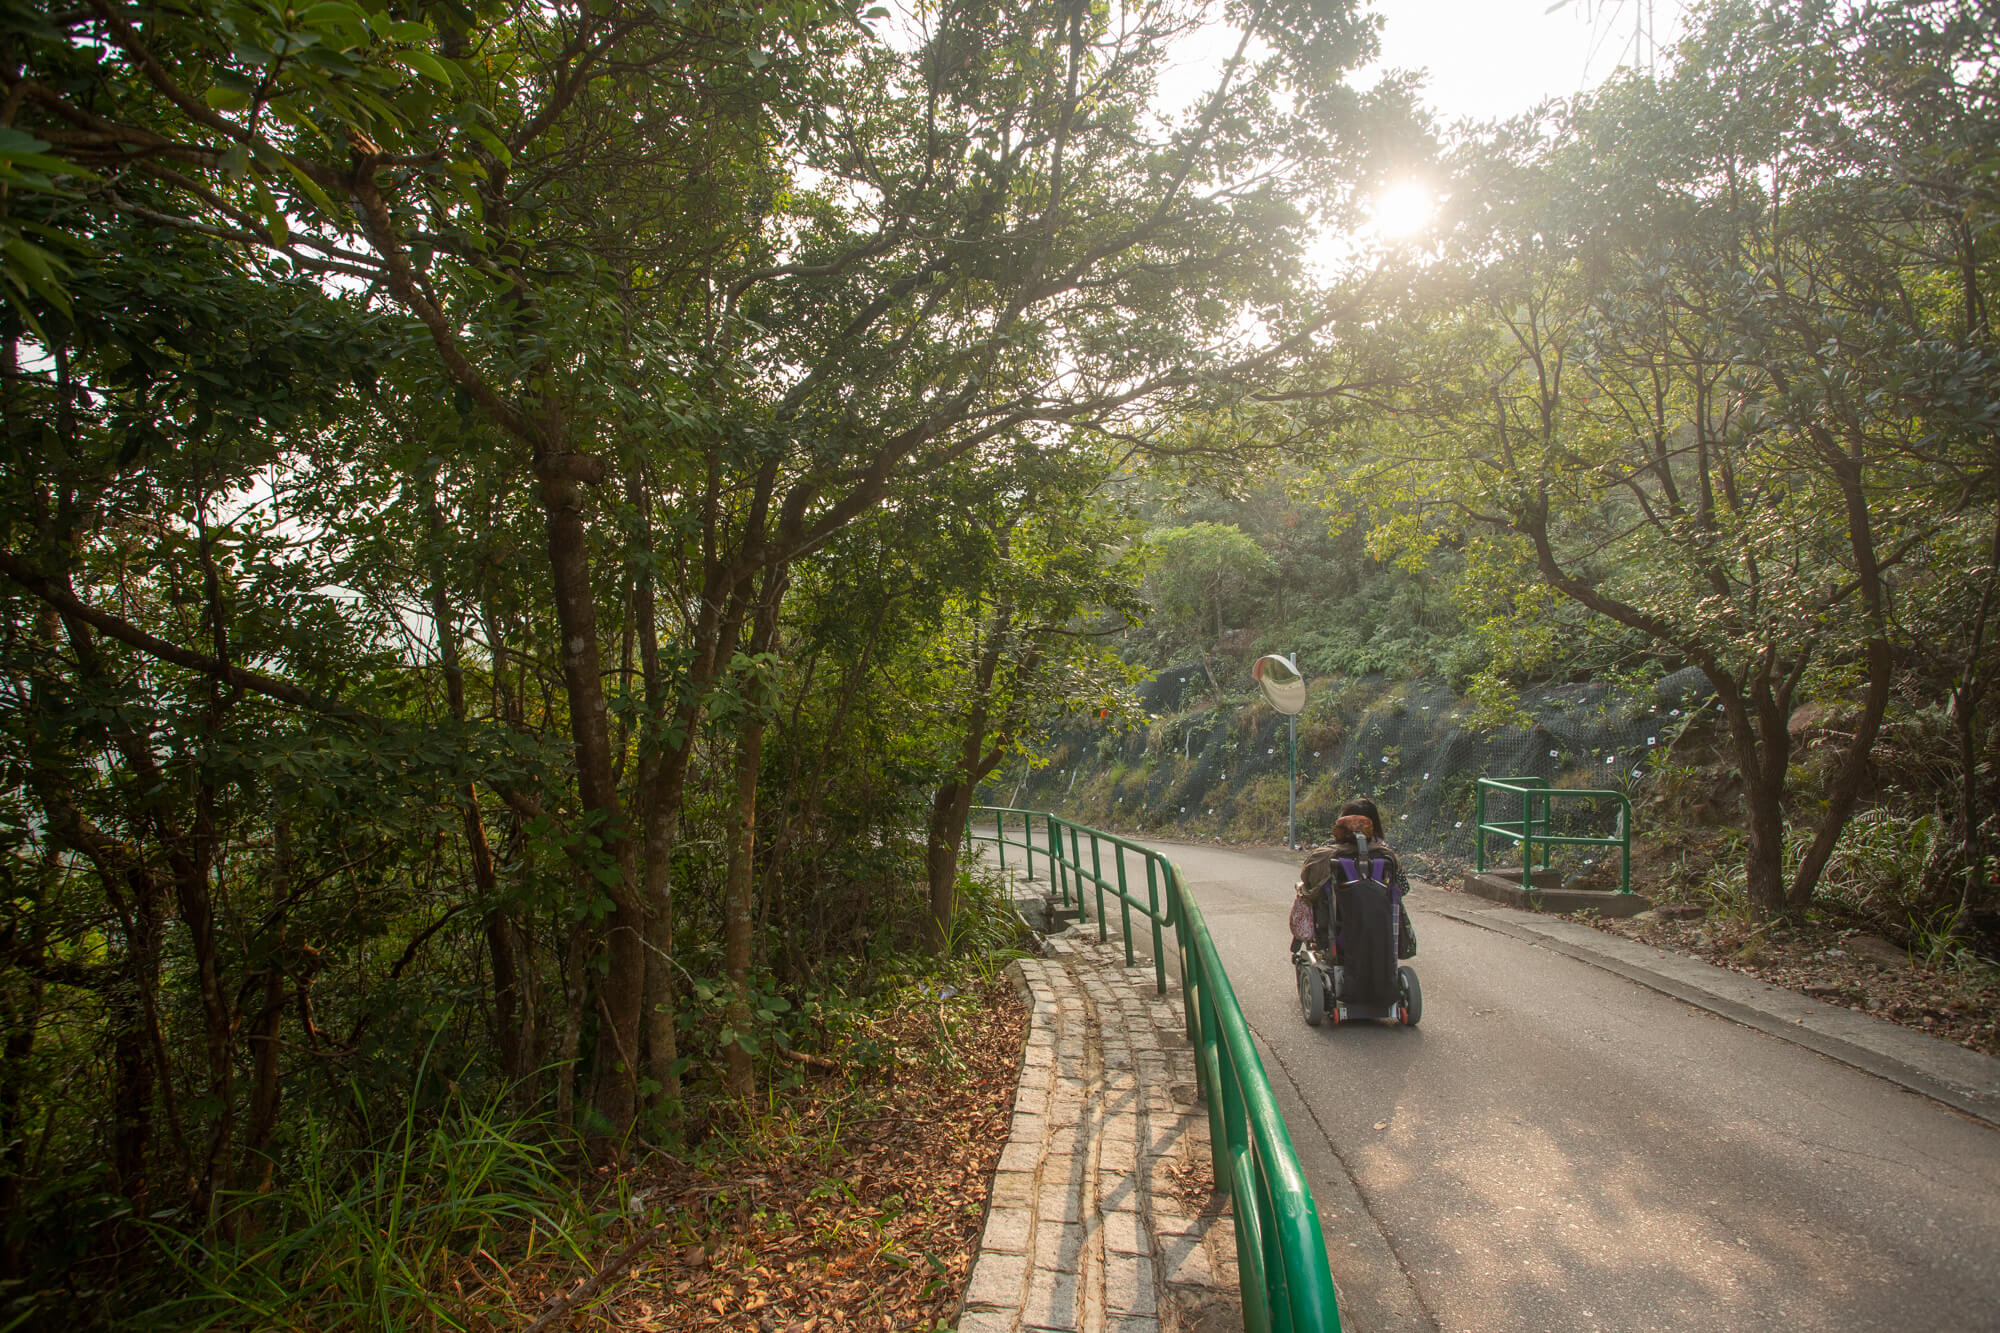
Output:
[471, 974, 1028, 1332]
[1580, 911, 2000, 1056]
[1163, 1151, 1219, 1217]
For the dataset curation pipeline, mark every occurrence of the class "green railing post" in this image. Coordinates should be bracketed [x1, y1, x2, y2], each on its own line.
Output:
[1520, 787, 1535, 891]
[1619, 798, 1632, 893]
[1072, 823, 1090, 924]
[1112, 843, 1133, 967]
[1475, 782, 1487, 872]
[1146, 857, 1166, 995]
[1538, 789, 1553, 868]
[1047, 813, 1063, 905]
[1091, 830, 1108, 944]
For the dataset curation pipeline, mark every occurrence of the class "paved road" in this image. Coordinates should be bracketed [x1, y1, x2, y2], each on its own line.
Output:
[996, 834, 2000, 1333]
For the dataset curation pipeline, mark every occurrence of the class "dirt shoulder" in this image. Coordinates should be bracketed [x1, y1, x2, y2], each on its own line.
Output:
[1572, 909, 2000, 1059]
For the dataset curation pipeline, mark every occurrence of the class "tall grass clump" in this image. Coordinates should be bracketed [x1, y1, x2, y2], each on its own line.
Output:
[1807, 807, 1942, 928]
[143, 1081, 597, 1333]
[945, 863, 1033, 983]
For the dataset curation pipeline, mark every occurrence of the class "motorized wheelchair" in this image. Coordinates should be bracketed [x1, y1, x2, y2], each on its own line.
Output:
[1291, 834, 1420, 1028]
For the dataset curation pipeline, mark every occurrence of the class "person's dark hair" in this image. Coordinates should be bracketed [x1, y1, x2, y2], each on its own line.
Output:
[1340, 798, 1383, 838]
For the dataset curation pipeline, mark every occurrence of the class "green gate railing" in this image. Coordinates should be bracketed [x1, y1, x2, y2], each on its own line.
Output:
[968, 806, 1342, 1333]
[1474, 776, 1634, 894]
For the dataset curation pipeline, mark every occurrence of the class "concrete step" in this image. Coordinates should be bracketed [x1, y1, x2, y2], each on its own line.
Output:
[1461, 870, 1652, 918]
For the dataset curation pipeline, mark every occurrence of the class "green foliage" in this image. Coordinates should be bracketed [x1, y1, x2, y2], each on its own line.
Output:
[1305, 0, 2000, 914]
[1143, 523, 1276, 647]
[2, 2, 1407, 1303]
[18, 0, 1997, 1317]
[1808, 809, 1943, 929]
[944, 867, 1031, 980]
[144, 1086, 596, 1333]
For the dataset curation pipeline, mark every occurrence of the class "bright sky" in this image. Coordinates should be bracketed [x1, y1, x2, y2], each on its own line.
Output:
[1363, 0, 1687, 125]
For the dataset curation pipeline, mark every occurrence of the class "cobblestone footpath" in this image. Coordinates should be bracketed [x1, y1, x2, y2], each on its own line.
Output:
[958, 927, 1239, 1333]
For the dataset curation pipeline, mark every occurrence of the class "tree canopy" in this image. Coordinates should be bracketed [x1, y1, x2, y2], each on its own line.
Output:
[0, 0, 1415, 1308]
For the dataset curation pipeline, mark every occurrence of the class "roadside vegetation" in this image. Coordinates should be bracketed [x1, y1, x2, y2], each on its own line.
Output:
[0, 0, 1403, 1318]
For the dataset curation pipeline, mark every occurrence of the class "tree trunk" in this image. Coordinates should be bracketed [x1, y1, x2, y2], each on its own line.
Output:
[625, 454, 776, 1120]
[926, 588, 1022, 953]
[109, 951, 155, 1212]
[1947, 501, 2000, 911]
[237, 820, 289, 1205]
[721, 574, 784, 1102]
[429, 496, 531, 1095]
[477, 593, 543, 1100]
[622, 464, 681, 1122]
[556, 918, 589, 1132]
[1786, 437, 1894, 911]
[29, 598, 179, 1212]
[926, 781, 975, 955]
[0, 860, 45, 1281]
[1741, 757, 1789, 918]
[1716, 672, 1793, 919]
[533, 455, 643, 1152]
[1196, 651, 1224, 702]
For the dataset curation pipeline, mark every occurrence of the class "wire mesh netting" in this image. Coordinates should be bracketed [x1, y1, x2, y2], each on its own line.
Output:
[1000, 667, 1719, 866]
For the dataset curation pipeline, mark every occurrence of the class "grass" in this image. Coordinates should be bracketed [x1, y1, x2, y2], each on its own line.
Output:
[143, 1081, 599, 1333]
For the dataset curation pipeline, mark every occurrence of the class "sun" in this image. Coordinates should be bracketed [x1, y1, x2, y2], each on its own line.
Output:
[1370, 181, 1437, 241]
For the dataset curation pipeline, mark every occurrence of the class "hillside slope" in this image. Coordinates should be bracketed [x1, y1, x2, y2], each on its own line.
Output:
[995, 667, 1717, 869]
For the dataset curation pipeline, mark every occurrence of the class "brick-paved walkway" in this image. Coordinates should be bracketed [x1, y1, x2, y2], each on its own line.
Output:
[958, 928, 1239, 1333]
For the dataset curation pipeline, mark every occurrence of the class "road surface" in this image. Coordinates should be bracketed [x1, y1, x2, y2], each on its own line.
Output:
[994, 833, 2000, 1333]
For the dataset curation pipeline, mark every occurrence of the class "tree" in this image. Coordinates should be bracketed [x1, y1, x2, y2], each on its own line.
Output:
[1143, 521, 1277, 698]
[0, 230, 508, 1232]
[1, 0, 1416, 1138]
[902, 459, 1143, 953]
[1354, 0, 1999, 917]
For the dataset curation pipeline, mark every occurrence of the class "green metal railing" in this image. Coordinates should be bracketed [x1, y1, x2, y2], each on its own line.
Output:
[1474, 776, 1633, 894]
[969, 806, 1342, 1333]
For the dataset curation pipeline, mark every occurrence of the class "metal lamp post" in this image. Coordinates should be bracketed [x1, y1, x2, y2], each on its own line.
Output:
[1253, 653, 1307, 849]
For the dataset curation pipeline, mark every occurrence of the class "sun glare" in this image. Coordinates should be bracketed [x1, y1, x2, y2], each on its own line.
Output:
[1371, 181, 1436, 241]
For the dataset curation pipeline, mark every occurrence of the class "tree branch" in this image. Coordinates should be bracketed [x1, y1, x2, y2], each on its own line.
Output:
[0, 551, 369, 720]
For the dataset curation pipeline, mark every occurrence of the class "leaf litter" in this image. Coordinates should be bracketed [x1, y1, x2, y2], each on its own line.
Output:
[464, 973, 1027, 1331]
[1578, 912, 2000, 1057]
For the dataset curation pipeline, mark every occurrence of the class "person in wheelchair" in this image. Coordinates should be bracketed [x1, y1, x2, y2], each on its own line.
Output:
[1289, 798, 1417, 963]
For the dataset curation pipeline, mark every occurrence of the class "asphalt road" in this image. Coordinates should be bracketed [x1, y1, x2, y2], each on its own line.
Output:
[1005, 834, 2000, 1333]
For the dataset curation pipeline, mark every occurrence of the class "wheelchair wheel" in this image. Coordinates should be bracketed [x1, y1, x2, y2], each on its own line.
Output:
[1398, 966, 1422, 1027]
[1299, 962, 1326, 1027]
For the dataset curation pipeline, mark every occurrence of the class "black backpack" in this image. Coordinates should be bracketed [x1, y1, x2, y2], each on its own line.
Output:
[1300, 835, 1398, 1004]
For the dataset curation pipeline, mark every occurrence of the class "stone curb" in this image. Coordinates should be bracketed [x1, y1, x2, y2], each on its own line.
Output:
[958, 928, 1239, 1333]
[1427, 893, 2000, 1127]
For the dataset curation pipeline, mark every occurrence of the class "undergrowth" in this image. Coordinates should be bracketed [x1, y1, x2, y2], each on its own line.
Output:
[141, 1086, 599, 1333]
[24, 863, 1033, 1333]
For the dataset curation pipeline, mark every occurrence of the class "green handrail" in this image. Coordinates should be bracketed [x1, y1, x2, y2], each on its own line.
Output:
[1474, 776, 1633, 894]
[968, 806, 1342, 1333]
